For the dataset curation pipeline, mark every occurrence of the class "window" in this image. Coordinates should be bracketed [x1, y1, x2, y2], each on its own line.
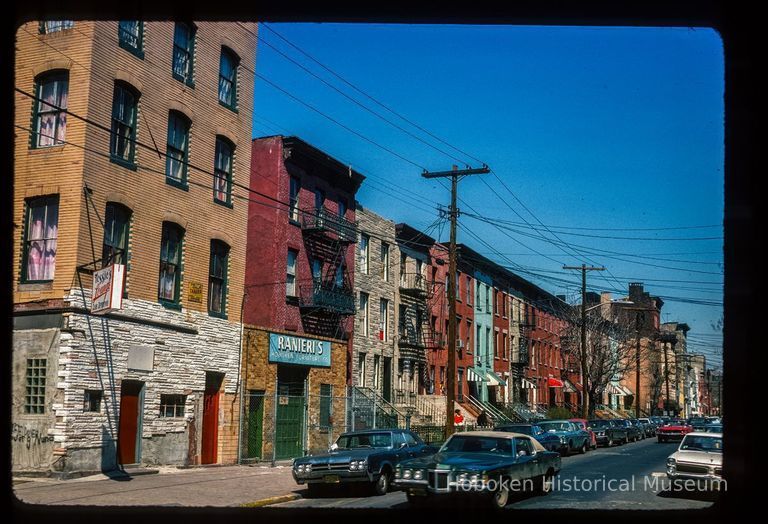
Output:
[429, 366, 435, 394]
[314, 188, 325, 211]
[381, 243, 389, 281]
[172, 22, 195, 85]
[456, 271, 461, 300]
[102, 203, 131, 267]
[404, 432, 420, 447]
[379, 299, 389, 341]
[335, 261, 345, 289]
[494, 290, 499, 315]
[494, 329, 500, 358]
[358, 354, 367, 387]
[158, 222, 184, 305]
[25, 358, 47, 414]
[338, 198, 347, 219]
[286, 249, 298, 297]
[159, 394, 186, 417]
[110, 82, 138, 167]
[486, 327, 491, 356]
[359, 292, 369, 336]
[374, 355, 381, 390]
[213, 137, 233, 205]
[166, 111, 190, 188]
[40, 21, 73, 33]
[208, 240, 229, 316]
[22, 195, 59, 282]
[311, 258, 323, 283]
[218, 47, 239, 109]
[33, 71, 68, 147]
[516, 438, 534, 456]
[289, 177, 300, 222]
[319, 384, 332, 429]
[466, 319, 472, 353]
[503, 333, 508, 359]
[118, 21, 144, 57]
[360, 234, 369, 274]
[466, 276, 472, 304]
[84, 390, 102, 412]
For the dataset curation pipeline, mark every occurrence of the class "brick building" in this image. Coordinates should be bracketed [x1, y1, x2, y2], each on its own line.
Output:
[242, 135, 363, 461]
[12, 21, 257, 473]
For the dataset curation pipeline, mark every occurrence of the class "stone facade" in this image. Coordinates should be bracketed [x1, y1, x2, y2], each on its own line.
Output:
[352, 205, 398, 399]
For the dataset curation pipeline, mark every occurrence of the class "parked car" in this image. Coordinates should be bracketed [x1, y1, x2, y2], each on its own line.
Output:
[702, 423, 723, 433]
[587, 419, 628, 446]
[648, 416, 665, 430]
[687, 417, 709, 432]
[666, 431, 723, 490]
[613, 419, 642, 442]
[494, 423, 562, 452]
[569, 418, 597, 450]
[657, 419, 693, 443]
[394, 430, 562, 509]
[637, 418, 657, 437]
[627, 419, 648, 439]
[538, 420, 591, 455]
[292, 428, 437, 496]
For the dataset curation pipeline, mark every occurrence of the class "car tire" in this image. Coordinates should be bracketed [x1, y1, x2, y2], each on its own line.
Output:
[579, 441, 587, 454]
[607, 437, 614, 447]
[372, 470, 390, 496]
[490, 485, 510, 510]
[537, 472, 555, 495]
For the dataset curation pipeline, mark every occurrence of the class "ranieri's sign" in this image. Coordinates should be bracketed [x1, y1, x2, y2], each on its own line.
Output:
[92, 264, 125, 314]
[268, 332, 332, 367]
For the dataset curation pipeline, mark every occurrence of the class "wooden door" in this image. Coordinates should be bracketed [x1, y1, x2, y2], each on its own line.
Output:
[201, 372, 223, 464]
[117, 381, 144, 465]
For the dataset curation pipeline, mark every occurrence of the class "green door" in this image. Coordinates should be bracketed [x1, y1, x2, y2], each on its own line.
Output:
[275, 394, 305, 459]
[247, 391, 265, 459]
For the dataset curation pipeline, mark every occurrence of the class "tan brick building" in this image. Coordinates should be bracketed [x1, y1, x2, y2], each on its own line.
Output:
[12, 21, 256, 474]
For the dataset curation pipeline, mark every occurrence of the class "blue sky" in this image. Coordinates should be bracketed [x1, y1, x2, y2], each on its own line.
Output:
[251, 23, 724, 368]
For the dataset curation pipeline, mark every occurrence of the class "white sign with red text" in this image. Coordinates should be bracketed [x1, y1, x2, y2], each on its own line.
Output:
[92, 264, 125, 314]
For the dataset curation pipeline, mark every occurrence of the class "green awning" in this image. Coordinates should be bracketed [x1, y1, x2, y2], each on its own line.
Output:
[485, 370, 507, 387]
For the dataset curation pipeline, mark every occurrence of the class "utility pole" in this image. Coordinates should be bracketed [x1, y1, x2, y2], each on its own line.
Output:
[563, 264, 605, 418]
[422, 164, 489, 437]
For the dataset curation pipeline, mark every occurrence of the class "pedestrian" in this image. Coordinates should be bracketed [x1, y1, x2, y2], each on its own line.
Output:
[454, 409, 465, 426]
[477, 409, 489, 427]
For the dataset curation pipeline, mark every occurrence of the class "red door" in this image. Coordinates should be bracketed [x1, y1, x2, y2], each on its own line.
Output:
[201, 374, 222, 464]
[117, 381, 143, 465]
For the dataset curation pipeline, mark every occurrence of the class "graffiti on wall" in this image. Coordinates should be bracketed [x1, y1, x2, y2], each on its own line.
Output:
[12, 423, 55, 450]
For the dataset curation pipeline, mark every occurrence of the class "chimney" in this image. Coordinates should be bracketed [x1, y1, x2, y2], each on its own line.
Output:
[629, 282, 644, 299]
[600, 292, 612, 304]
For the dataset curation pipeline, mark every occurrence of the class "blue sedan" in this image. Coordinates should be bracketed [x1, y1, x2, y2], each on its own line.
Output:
[494, 423, 562, 453]
[538, 420, 591, 455]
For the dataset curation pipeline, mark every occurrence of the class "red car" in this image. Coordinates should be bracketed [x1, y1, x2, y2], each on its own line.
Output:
[570, 418, 597, 450]
[657, 419, 693, 443]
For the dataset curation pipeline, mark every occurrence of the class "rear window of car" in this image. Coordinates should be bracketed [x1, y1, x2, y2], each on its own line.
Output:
[441, 435, 513, 454]
[337, 432, 392, 449]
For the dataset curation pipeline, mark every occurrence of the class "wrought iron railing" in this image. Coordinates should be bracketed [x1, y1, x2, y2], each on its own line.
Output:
[399, 273, 427, 295]
[299, 281, 355, 315]
[301, 206, 358, 243]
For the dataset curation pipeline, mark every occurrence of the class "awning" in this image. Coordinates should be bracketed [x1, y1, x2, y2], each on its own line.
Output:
[562, 378, 577, 393]
[467, 367, 486, 382]
[618, 384, 634, 396]
[521, 378, 536, 389]
[486, 370, 507, 387]
[547, 377, 564, 388]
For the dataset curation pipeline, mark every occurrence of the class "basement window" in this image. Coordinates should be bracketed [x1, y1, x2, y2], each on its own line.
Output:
[84, 390, 103, 412]
[159, 394, 186, 417]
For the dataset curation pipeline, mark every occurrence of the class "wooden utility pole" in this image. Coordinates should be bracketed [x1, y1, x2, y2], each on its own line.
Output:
[563, 264, 605, 418]
[422, 164, 489, 437]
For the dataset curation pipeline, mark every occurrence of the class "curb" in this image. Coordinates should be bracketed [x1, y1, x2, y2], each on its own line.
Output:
[241, 493, 302, 508]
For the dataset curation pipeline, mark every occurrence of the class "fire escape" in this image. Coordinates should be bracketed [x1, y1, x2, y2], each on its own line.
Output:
[298, 205, 358, 339]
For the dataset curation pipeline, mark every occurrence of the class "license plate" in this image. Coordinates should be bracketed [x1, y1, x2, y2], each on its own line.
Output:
[323, 475, 340, 483]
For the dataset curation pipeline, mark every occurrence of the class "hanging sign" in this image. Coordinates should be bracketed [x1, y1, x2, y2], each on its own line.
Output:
[92, 264, 125, 314]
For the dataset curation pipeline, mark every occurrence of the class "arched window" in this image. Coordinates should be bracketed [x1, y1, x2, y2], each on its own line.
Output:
[172, 22, 196, 86]
[213, 136, 234, 205]
[110, 81, 139, 168]
[158, 222, 184, 305]
[166, 111, 191, 188]
[208, 240, 230, 317]
[33, 70, 69, 148]
[218, 47, 239, 109]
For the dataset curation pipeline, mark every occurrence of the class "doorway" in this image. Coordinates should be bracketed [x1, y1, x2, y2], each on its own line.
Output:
[201, 372, 224, 464]
[117, 380, 144, 465]
[247, 390, 265, 459]
[275, 366, 308, 459]
[382, 357, 392, 402]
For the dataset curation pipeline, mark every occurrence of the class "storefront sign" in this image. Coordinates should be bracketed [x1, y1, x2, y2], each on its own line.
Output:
[268, 333, 331, 367]
[92, 264, 125, 314]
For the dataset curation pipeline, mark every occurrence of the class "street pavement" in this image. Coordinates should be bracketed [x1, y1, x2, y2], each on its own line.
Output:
[13, 438, 721, 510]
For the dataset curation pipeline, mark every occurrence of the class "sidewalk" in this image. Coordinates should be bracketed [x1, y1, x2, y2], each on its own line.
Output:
[13, 463, 304, 507]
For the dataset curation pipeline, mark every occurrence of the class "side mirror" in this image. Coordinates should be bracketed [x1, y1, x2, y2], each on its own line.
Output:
[399, 442, 408, 449]
[517, 450, 527, 457]
[329, 442, 339, 451]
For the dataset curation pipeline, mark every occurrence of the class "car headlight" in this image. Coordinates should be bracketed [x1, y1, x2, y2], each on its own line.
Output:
[295, 464, 306, 473]
[560, 437, 567, 444]
[456, 473, 468, 483]
[349, 459, 368, 471]
[413, 470, 424, 480]
[394, 468, 402, 479]
[403, 469, 413, 479]
[667, 458, 677, 467]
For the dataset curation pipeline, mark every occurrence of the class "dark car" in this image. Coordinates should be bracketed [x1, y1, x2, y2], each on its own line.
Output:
[569, 419, 597, 450]
[702, 423, 723, 433]
[637, 418, 656, 437]
[613, 419, 642, 442]
[538, 420, 591, 455]
[292, 429, 437, 496]
[394, 430, 561, 509]
[687, 417, 709, 432]
[494, 423, 561, 452]
[588, 419, 628, 446]
[627, 419, 647, 439]
[657, 419, 694, 443]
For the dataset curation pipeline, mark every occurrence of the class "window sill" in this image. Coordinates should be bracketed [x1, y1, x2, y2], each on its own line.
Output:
[110, 155, 138, 171]
[159, 300, 182, 311]
[219, 100, 239, 113]
[208, 311, 228, 320]
[119, 41, 145, 59]
[18, 281, 54, 291]
[29, 142, 67, 152]
[288, 219, 301, 227]
[214, 198, 233, 209]
[166, 178, 189, 191]
[286, 296, 299, 306]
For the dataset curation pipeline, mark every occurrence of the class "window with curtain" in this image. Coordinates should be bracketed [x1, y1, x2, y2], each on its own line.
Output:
[218, 47, 239, 109]
[213, 137, 233, 204]
[102, 203, 131, 267]
[110, 82, 138, 165]
[359, 234, 369, 274]
[172, 23, 195, 85]
[381, 243, 389, 281]
[166, 111, 190, 187]
[158, 222, 184, 304]
[34, 71, 68, 148]
[40, 21, 73, 33]
[286, 249, 298, 297]
[118, 21, 143, 56]
[208, 240, 229, 316]
[289, 177, 300, 222]
[23, 195, 59, 282]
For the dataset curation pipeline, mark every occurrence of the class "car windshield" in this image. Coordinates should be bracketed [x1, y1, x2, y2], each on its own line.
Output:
[589, 420, 609, 428]
[497, 426, 532, 435]
[336, 432, 392, 449]
[680, 435, 723, 452]
[539, 422, 571, 432]
[440, 435, 514, 454]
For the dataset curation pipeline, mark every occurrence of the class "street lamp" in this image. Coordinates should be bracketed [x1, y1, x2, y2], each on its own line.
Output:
[577, 299, 633, 418]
